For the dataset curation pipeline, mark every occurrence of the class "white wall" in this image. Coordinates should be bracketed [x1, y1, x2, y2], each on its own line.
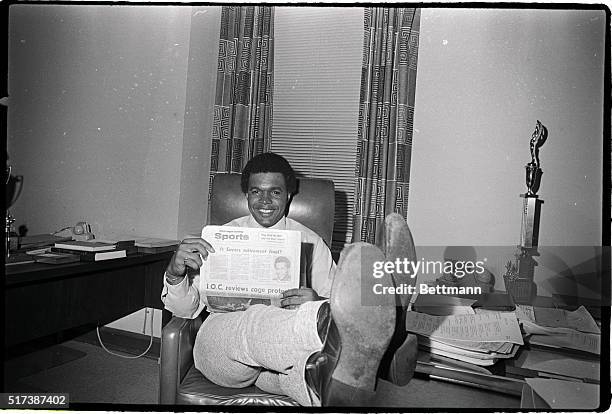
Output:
[8, 4, 221, 336]
[410, 9, 605, 295]
[8, 5, 220, 241]
[177, 7, 220, 239]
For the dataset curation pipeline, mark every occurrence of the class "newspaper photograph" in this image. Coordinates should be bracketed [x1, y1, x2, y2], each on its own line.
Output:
[200, 225, 301, 312]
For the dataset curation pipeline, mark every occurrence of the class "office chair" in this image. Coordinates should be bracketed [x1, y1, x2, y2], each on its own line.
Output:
[159, 173, 335, 405]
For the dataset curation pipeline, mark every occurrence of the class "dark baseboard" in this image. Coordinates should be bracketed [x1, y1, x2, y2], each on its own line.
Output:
[75, 327, 160, 360]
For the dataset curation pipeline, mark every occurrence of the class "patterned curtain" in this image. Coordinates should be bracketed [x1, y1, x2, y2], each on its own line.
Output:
[352, 8, 421, 244]
[210, 6, 274, 181]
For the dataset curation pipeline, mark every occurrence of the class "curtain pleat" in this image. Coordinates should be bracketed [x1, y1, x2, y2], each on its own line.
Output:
[352, 8, 421, 244]
[209, 6, 274, 195]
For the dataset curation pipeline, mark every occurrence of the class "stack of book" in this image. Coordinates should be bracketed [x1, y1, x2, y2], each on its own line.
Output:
[415, 327, 521, 366]
[406, 296, 524, 367]
[50, 240, 130, 262]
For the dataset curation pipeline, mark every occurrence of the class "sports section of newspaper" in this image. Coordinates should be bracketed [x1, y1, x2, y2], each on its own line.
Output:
[200, 226, 301, 312]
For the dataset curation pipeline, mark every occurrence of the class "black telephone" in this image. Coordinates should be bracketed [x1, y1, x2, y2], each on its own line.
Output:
[55, 221, 95, 241]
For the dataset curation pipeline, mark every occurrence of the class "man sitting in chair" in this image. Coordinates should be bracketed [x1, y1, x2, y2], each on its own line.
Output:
[161, 152, 415, 406]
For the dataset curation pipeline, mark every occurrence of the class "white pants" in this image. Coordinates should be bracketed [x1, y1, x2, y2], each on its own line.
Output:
[193, 300, 327, 406]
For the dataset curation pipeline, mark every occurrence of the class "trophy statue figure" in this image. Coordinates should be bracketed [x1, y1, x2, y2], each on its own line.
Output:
[525, 120, 548, 196]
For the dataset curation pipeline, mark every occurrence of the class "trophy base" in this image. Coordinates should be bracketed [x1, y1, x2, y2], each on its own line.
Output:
[519, 195, 543, 249]
[503, 276, 537, 305]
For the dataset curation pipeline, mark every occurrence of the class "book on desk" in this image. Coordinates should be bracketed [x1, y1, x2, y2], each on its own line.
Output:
[50, 247, 127, 261]
[50, 240, 135, 261]
[5, 237, 119, 265]
[33, 252, 81, 264]
[7, 237, 178, 265]
[53, 240, 118, 252]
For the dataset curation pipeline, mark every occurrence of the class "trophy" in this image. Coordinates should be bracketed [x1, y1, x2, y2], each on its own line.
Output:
[504, 121, 548, 304]
[5, 163, 23, 258]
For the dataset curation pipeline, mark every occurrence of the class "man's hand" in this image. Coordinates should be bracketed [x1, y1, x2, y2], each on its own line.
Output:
[166, 237, 215, 280]
[280, 287, 321, 310]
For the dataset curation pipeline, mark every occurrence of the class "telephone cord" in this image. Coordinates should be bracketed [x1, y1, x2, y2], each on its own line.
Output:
[96, 309, 154, 359]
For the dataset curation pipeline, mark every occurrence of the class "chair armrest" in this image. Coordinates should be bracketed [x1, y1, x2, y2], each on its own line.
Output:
[159, 314, 204, 404]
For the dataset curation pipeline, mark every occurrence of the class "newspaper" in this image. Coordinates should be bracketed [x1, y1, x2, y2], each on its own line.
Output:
[199, 225, 301, 312]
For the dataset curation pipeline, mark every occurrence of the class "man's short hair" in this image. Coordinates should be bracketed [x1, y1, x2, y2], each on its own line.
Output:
[241, 152, 297, 194]
[274, 256, 291, 267]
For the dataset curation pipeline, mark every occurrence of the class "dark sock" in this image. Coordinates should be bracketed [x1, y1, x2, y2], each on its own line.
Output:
[316, 302, 331, 343]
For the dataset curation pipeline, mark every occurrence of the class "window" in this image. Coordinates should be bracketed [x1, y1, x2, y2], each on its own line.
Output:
[271, 7, 364, 254]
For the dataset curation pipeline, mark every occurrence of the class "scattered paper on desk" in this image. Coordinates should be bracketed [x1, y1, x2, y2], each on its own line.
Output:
[515, 304, 536, 323]
[534, 306, 600, 334]
[412, 305, 475, 316]
[418, 345, 496, 366]
[413, 294, 476, 307]
[522, 320, 579, 336]
[424, 336, 514, 354]
[420, 305, 475, 316]
[566, 306, 600, 333]
[525, 378, 599, 409]
[405, 311, 524, 345]
[411, 294, 476, 315]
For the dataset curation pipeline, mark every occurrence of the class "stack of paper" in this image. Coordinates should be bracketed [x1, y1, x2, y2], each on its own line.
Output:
[405, 311, 524, 366]
[516, 305, 601, 355]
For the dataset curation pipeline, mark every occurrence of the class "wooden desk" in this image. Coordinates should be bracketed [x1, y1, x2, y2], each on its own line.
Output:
[5, 252, 172, 349]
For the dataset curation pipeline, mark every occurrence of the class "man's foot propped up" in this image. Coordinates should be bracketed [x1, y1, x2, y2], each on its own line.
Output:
[306, 242, 397, 406]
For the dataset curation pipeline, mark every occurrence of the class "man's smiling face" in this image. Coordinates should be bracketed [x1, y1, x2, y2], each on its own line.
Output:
[246, 172, 289, 227]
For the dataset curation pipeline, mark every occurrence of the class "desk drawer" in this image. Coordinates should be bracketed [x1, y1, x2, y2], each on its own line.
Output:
[6, 265, 147, 347]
